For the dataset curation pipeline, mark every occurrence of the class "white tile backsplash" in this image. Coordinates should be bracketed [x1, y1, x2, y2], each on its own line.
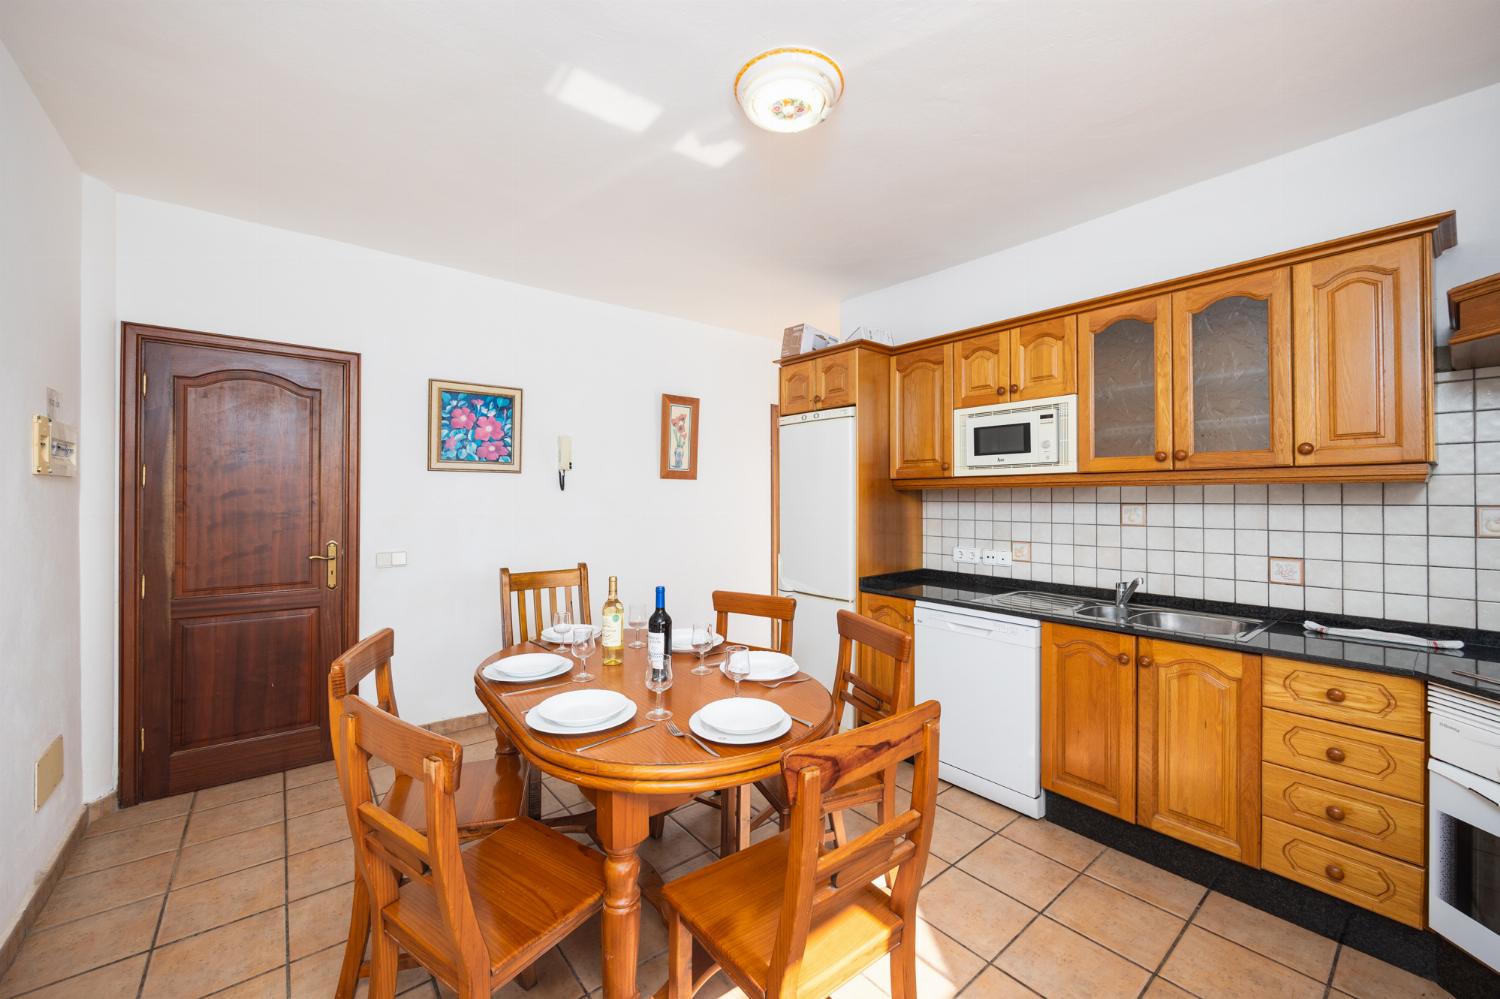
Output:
[920, 371, 1499, 628]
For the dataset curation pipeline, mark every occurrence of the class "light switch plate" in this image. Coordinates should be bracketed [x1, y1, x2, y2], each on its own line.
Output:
[391, 550, 407, 566]
[35, 735, 63, 810]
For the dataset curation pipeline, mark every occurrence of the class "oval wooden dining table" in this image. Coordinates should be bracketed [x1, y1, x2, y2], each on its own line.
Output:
[474, 642, 835, 999]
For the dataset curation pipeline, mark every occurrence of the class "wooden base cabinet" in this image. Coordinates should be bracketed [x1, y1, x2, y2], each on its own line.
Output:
[856, 593, 914, 723]
[1041, 624, 1137, 821]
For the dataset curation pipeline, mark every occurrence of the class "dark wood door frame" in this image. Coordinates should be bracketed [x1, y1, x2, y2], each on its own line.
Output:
[119, 322, 361, 806]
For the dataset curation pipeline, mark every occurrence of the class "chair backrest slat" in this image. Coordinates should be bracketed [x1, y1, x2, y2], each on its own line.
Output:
[499, 564, 592, 647]
[829, 609, 913, 732]
[712, 590, 796, 654]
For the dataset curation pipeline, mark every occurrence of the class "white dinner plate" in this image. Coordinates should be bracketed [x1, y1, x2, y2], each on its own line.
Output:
[671, 631, 724, 653]
[541, 623, 603, 644]
[690, 709, 792, 746]
[697, 697, 787, 735]
[533, 689, 632, 728]
[721, 650, 798, 682]
[526, 700, 637, 736]
[482, 653, 571, 684]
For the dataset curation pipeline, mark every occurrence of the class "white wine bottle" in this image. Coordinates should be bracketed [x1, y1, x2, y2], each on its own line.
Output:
[601, 576, 624, 665]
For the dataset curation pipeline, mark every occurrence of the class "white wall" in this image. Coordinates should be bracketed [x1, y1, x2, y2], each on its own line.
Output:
[0, 38, 83, 940]
[113, 196, 777, 725]
[842, 82, 1500, 345]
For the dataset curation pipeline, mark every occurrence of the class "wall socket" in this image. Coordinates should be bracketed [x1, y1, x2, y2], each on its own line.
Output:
[952, 546, 981, 563]
[980, 549, 1013, 566]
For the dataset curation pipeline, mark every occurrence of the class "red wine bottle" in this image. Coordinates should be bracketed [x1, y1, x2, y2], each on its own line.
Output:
[647, 585, 672, 670]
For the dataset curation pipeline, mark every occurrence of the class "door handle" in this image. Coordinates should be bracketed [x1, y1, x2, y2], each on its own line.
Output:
[309, 540, 338, 589]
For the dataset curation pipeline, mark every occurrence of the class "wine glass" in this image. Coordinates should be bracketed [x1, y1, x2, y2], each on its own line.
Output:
[724, 645, 750, 698]
[645, 655, 672, 721]
[627, 603, 649, 649]
[690, 622, 717, 676]
[550, 609, 572, 648]
[571, 624, 596, 683]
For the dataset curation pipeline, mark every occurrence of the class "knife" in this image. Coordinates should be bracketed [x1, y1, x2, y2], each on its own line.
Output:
[498, 679, 574, 697]
[576, 723, 654, 752]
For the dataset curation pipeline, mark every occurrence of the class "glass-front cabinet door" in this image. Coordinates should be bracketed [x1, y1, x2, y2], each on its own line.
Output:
[1170, 268, 1293, 469]
[1078, 296, 1173, 471]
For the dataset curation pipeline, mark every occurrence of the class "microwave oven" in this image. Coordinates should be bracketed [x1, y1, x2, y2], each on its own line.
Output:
[953, 395, 1077, 475]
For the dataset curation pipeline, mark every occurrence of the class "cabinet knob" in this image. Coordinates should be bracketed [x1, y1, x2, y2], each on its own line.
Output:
[1138, 656, 1153, 668]
[997, 385, 1007, 396]
[813, 394, 822, 403]
[1325, 746, 1346, 763]
[1326, 688, 1346, 703]
[1154, 451, 1169, 462]
[1325, 864, 1345, 882]
[1173, 449, 1188, 462]
[1116, 653, 1130, 665]
[1297, 442, 1315, 455]
[1009, 384, 1019, 394]
[1325, 805, 1346, 822]
[940, 462, 950, 471]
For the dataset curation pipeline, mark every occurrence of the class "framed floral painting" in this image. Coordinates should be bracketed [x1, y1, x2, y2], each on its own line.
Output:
[659, 393, 699, 480]
[428, 379, 523, 472]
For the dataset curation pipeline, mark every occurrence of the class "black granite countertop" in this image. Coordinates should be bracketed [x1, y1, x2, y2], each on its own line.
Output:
[860, 569, 1500, 703]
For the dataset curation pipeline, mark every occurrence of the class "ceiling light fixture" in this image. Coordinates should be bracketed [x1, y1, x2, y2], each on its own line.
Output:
[734, 47, 843, 134]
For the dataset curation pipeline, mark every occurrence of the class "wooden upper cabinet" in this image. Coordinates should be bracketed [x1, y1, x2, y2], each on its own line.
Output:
[890, 344, 953, 478]
[1136, 638, 1261, 865]
[815, 351, 857, 410]
[953, 332, 1009, 408]
[1077, 296, 1174, 472]
[1292, 238, 1427, 465]
[1041, 623, 1137, 821]
[779, 359, 815, 416]
[1011, 315, 1077, 400]
[1170, 268, 1293, 469]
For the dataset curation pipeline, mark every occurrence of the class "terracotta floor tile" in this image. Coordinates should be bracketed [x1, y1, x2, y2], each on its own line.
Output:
[288, 803, 352, 855]
[289, 882, 355, 960]
[1160, 925, 1324, 999]
[12, 955, 149, 999]
[193, 772, 284, 811]
[0, 896, 159, 997]
[1045, 875, 1184, 969]
[288, 837, 355, 901]
[463, 740, 498, 762]
[371, 765, 397, 798]
[157, 859, 286, 944]
[637, 818, 710, 871]
[957, 966, 1040, 998]
[996, 917, 1151, 999]
[661, 850, 716, 881]
[286, 777, 343, 818]
[453, 724, 496, 746]
[1143, 978, 1197, 998]
[546, 778, 588, 811]
[1332, 947, 1455, 998]
[66, 814, 185, 876]
[1085, 848, 1206, 918]
[492, 946, 585, 999]
[174, 822, 285, 887]
[929, 806, 993, 862]
[668, 801, 723, 851]
[85, 794, 192, 838]
[285, 758, 339, 789]
[916, 868, 1036, 959]
[288, 941, 429, 997]
[958, 835, 1077, 910]
[937, 787, 1020, 832]
[212, 967, 290, 997]
[859, 919, 987, 999]
[35, 852, 174, 929]
[1193, 891, 1337, 982]
[142, 909, 286, 998]
[184, 793, 285, 846]
[1000, 819, 1105, 871]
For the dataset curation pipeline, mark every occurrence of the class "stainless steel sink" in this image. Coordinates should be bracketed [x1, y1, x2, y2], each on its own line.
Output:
[984, 591, 1091, 613]
[1074, 604, 1130, 622]
[1126, 609, 1266, 638]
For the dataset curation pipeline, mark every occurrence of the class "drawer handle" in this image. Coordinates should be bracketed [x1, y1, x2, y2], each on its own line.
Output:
[1326, 688, 1346, 703]
[1116, 653, 1130, 665]
[1325, 747, 1346, 764]
[1325, 805, 1346, 822]
[1138, 656, 1153, 668]
[1325, 864, 1345, 882]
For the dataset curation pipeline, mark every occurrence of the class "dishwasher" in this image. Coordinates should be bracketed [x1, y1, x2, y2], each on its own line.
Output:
[914, 602, 1044, 818]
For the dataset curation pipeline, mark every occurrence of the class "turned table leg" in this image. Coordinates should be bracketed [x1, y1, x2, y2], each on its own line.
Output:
[719, 784, 752, 857]
[596, 791, 649, 999]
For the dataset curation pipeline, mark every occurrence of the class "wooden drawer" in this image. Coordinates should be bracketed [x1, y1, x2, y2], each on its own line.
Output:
[1262, 762, 1424, 864]
[1261, 817, 1424, 928]
[1262, 709, 1425, 802]
[1263, 657, 1425, 738]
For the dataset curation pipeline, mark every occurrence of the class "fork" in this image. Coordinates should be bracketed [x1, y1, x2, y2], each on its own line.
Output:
[665, 720, 720, 757]
[756, 674, 812, 689]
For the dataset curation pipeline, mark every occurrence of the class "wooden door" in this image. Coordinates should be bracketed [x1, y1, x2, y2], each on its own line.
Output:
[890, 344, 952, 478]
[1041, 624, 1136, 821]
[815, 352, 857, 410]
[1170, 269, 1293, 469]
[1077, 296, 1173, 472]
[1136, 638, 1261, 864]
[1010, 316, 1077, 400]
[779, 360, 815, 416]
[952, 331, 1009, 408]
[125, 324, 359, 802]
[1292, 237, 1427, 465]
[856, 593, 915, 707]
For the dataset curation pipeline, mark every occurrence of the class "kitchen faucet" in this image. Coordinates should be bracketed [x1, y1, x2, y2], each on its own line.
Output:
[1115, 577, 1143, 611]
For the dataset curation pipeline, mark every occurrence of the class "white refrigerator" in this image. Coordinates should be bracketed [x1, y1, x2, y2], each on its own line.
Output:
[777, 406, 857, 689]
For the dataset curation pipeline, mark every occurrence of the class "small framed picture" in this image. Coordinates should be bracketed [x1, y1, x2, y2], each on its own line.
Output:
[428, 379, 523, 472]
[660, 394, 699, 480]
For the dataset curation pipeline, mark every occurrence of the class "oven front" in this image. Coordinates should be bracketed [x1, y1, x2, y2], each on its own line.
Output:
[1430, 756, 1500, 971]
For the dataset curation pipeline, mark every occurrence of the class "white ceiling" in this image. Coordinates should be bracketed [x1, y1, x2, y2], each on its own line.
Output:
[4, 1, 1500, 337]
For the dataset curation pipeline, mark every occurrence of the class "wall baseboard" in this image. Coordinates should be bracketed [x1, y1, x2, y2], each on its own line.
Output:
[0, 807, 87, 981]
[424, 712, 489, 736]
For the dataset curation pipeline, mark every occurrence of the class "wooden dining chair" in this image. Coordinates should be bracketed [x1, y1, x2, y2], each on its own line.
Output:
[713, 590, 796, 654]
[327, 629, 529, 999]
[336, 693, 607, 999]
[654, 701, 941, 999]
[499, 563, 591, 646]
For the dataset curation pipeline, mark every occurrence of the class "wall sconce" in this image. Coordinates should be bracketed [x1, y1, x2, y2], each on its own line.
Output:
[558, 435, 572, 490]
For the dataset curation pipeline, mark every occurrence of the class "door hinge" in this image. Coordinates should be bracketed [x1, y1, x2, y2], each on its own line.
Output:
[141, 372, 147, 397]
[140, 464, 146, 487]
[140, 574, 146, 599]
[139, 727, 145, 752]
